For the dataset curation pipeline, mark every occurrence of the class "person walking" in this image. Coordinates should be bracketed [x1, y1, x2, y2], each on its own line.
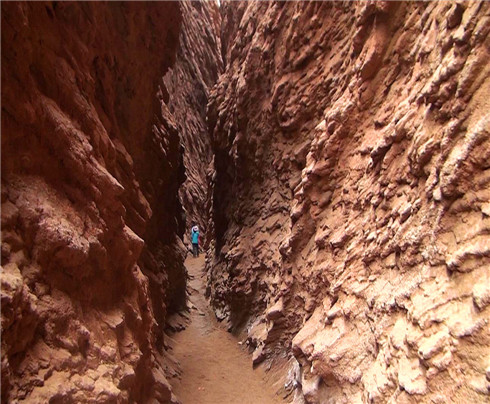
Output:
[191, 225, 200, 257]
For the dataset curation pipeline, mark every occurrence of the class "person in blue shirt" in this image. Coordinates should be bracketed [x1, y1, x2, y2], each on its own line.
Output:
[191, 225, 200, 257]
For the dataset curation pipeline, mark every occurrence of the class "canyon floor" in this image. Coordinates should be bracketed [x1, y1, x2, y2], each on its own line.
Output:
[169, 255, 285, 404]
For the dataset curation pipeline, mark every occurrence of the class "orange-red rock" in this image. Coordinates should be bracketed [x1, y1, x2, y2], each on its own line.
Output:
[1, 2, 184, 402]
[2, 1, 489, 403]
[207, 1, 490, 403]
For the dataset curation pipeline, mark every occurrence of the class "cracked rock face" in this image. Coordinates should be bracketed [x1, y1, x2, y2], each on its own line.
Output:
[1, 2, 185, 402]
[207, 1, 490, 403]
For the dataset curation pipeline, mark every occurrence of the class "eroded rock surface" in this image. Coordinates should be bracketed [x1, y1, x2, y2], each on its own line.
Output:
[163, 1, 223, 246]
[2, 1, 489, 403]
[1, 2, 185, 402]
[207, 1, 490, 403]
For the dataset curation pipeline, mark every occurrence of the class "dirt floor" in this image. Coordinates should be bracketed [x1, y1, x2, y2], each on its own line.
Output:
[169, 255, 286, 404]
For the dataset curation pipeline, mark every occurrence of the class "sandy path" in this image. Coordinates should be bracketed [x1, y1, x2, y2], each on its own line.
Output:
[170, 255, 285, 404]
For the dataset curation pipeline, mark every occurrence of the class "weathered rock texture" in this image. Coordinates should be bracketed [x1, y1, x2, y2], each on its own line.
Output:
[163, 1, 223, 247]
[1, 2, 186, 402]
[207, 1, 490, 403]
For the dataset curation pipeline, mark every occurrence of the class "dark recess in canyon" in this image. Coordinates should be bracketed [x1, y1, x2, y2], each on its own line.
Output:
[1, 1, 490, 404]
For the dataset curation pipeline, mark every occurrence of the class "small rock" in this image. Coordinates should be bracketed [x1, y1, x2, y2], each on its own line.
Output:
[399, 204, 412, 223]
[417, 331, 449, 360]
[266, 298, 284, 321]
[482, 202, 490, 217]
[473, 280, 490, 311]
[398, 357, 427, 395]
[252, 345, 266, 366]
[447, 3, 464, 29]
[433, 188, 442, 201]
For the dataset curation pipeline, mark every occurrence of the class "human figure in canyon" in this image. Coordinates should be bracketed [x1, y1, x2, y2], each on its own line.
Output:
[191, 224, 200, 257]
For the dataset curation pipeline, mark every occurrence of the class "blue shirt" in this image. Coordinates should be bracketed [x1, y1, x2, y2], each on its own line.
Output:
[191, 230, 199, 244]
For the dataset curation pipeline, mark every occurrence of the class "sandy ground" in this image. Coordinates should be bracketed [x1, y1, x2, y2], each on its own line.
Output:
[170, 255, 285, 404]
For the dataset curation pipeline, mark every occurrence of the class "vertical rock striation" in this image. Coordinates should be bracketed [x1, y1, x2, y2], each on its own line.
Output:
[208, 1, 490, 403]
[163, 1, 223, 247]
[1, 2, 185, 402]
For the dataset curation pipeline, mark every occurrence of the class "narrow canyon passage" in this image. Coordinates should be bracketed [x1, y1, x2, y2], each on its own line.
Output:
[2, 1, 490, 403]
[169, 256, 284, 404]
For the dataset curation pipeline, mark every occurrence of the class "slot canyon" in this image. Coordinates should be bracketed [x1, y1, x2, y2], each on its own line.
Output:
[1, 1, 489, 403]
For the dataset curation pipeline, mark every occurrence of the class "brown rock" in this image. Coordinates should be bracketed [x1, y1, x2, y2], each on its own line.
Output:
[2, 2, 489, 403]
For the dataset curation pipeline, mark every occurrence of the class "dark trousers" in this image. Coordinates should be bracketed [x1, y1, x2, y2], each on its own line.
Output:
[192, 243, 199, 257]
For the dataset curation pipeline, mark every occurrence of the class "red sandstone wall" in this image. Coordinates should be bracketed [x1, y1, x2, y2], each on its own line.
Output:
[207, 1, 490, 402]
[1, 2, 184, 402]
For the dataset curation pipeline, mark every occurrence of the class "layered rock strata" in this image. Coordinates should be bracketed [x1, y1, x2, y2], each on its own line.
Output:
[207, 1, 490, 403]
[1, 2, 185, 402]
[163, 1, 223, 247]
